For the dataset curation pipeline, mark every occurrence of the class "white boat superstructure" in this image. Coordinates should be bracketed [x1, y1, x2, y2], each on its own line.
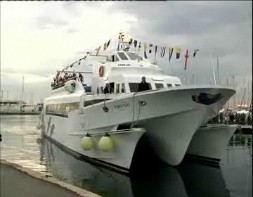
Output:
[42, 37, 235, 171]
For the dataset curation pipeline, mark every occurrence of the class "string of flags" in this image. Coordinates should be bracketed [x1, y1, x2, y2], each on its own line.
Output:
[93, 35, 200, 70]
[65, 33, 200, 71]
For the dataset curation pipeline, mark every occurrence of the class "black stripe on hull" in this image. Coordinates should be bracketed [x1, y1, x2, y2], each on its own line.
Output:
[43, 133, 129, 175]
[185, 154, 220, 167]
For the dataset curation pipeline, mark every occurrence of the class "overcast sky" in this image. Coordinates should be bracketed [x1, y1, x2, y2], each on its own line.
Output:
[1, 1, 252, 105]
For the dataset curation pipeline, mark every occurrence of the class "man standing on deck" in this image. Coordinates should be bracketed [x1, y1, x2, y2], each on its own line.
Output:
[138, 76, 150, 92]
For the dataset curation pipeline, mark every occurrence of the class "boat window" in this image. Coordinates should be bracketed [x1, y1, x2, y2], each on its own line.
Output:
[175, 84, 181, 87]
[167, 84, 172, 87]
[121, 83, 125, 93]
[117, 52, 128, 60]
[84, 99, 110, 107]
[116, 84, 120, 93]
[129, 83, 152, 92]
[155, 83, 164, 89]
[110, 82, 114, 93]
[114, 55, 119, 62]
[126, 52, 138, 60]
[45, 102, 79, 117]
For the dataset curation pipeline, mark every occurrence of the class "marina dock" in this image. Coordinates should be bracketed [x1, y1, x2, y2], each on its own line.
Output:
[0, 160, 100, 197]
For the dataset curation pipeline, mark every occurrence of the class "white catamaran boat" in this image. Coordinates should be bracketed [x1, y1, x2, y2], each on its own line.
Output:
[41, 36, 235, 172]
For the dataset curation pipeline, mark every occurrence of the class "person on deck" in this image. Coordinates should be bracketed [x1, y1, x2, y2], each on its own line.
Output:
[103, 84, 110, 94]
[138, 76, 150, 92]
[79, 73, 84, 83]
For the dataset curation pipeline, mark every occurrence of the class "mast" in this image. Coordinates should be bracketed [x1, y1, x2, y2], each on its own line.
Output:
[232, 75, 235, 108]
[1, 90, 3, 101]
[217, 57, 220, 85]
[21, 75, 24, 102]
[211, 50, 217, 85]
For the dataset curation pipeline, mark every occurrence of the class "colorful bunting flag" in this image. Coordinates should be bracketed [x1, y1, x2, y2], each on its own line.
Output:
[138, 42, 142, 50]
[129, 38, 133, 45]
[160, 47, 166, 57]
[176, 48, 182, 59]
[149, 44, 153, 53]
[184, 49, 189, 70]
[168, 48, 174, 62]
[107, 39, 111, 47]
[193, 49, 199, 57]
[103, 42, 107, 50]
[154, 45, 158, 63]
[144, 43, 148, 59]
[134, 40, 138, 48]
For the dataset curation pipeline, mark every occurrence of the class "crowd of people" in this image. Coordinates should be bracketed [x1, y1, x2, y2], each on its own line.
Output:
[51, 72, 84, 88]
[208, 110, 252, 125]
[52, 73, 151, 94]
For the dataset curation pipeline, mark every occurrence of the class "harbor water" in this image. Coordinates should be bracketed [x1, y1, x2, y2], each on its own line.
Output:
[0, 115, 252, 197]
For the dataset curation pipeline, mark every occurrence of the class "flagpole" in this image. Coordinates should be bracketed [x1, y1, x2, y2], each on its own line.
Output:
[211, 49, 217, 85]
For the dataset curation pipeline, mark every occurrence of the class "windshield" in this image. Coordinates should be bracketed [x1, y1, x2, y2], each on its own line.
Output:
[117, 52, 128, 60]
[126, 52, 143, 61]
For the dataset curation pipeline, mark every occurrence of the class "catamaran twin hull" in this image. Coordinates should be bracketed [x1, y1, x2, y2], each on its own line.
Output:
[187, 124, 238, 163]
[43, 85, 235, 170]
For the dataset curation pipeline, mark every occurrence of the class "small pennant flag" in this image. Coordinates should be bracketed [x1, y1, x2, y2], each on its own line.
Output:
[78, 59, 81, 65]
[144, 51, 147, 59]
[96, 46, 101, 55]
[107, 39, 111, 47]
[138, 42, 142, 50]
[129, 38, 133, 45]
[176, 48, 182, 59]
[168, 48, 174, 62]
[184, 49, 189, 70]
[103, 42, 107, 50]
[144, 43, 148, 51]
[160, 47, 166, 57]
[134, 40, 138, 48]
[118, 32, 124, 41]
[193, 49, 199, 57]
[154, 45, 158, 62]
[144, 43, 148, 59]
[149, 44, 153, 53]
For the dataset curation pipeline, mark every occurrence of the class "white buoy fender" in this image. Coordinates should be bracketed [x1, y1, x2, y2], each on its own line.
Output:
[98, 135, 114, 152]
[81, 135, 94, 150]
[65, 80, 76, 93]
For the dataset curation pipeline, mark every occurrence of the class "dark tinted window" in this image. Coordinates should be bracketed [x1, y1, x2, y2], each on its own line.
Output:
[126, 52, 138, 60]
[84, 99, 110, 107]
[167, 84, 172, 87]
[175, 84, 181, 87]
[155, 83, 164, 89]
[129, 83, 151, 92]
[117, 52, 128, 60]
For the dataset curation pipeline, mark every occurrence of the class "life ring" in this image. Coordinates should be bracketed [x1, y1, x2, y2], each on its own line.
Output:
[99, 66, 105, 77]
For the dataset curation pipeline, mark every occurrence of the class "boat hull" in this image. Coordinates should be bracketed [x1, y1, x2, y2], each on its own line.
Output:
[42, 113, 145, 172]
[187, 124, 238, 163]
[43, 85, 235, 167]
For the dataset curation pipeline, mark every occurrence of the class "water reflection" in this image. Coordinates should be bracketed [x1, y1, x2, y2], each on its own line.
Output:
[1, 115, 251, 197]
[40, 136, 231, 197]
[40, 137, 132, 197]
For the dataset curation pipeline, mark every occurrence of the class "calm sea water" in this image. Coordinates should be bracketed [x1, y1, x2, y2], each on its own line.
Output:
[0, 115, 252, 197]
